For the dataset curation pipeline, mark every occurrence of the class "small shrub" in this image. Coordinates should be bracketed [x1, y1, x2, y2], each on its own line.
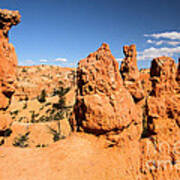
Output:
[54, 111, 64, 121]
[46, 108, 51, 114]
[48, 122, 65, 142]
[23, 103, 27, 109]
[53, 86, 70, 97]
[45, 102, 51, 106]
[36, 144, 48, 148]
[0, 128, 12, 137]
[0, 139, 4, 146]
[38, 89, 47, 103]
[22, 68, 27, 72]
[10, 110, 19, 116]
[18, 117, 24, 122]
[13, 132, 30, 148]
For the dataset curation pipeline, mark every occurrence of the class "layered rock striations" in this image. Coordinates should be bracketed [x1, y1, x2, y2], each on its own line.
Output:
[0, 9, 21, 109]
[120, 44, 145, 103]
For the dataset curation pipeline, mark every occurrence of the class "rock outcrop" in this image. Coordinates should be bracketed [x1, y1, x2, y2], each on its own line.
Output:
[71, 43, 142, 141]
[140, 56, 180, 179]
[120, 44, 145, 103]
[150, 56, 177, 97]
[146, 56, 179, 134]
[176, 58, 180, 84]
[0, 9, 21, 109]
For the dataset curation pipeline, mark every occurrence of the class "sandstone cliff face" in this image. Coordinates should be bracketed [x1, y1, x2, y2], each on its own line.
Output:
[150, 56, 177, 97]
[176, 58, 180, 84]
[139, 68, 152, 96]
[69, 43, 143, 178]
[120, 44, 144, 103]
[71, 43, 142, 136]
[0, 9, 21, 109]
[140, 56, 180, 179]
[146, 56, 179, 130]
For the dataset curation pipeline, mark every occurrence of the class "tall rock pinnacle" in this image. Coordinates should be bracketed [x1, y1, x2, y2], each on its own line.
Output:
[0, 9, 21, 109]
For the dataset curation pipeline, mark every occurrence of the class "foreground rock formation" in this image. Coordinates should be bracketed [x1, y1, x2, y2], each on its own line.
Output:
[147, 56, 179, 132]
[71, 43, 141, 138]
[0, 9, 21, 109]
[140, 56, 180, 179]
[120, 44, 145, 103]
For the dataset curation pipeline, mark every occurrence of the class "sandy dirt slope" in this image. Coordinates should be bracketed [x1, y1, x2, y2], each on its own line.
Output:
[0, 133, 137, 180]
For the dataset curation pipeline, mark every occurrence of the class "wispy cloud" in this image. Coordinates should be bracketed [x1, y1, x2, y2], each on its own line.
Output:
[138, 46, 180, 60]
[54, 58, 67, 62]
[116, 58, 123, 62]
[166, 41, 180, 46]
[40, 59, 48, 63]
[146, 39, 180, 46]
[144, 31, 180, 40]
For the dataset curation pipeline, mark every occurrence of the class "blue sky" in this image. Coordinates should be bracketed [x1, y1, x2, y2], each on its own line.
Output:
[1, 0, 180, 69]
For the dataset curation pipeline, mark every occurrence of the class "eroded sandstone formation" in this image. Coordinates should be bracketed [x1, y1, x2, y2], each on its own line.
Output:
[0, 8, 179, 178]
[120, 44, 145, 103]
[0, 9, 21, 109]
[140, 56, 180, 179]
[176, 58, 180, 84]
[71, 43, 142, 141]
[146, 56, 179, 131]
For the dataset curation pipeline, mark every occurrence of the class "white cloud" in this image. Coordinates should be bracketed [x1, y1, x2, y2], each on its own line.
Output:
[144, 31, 180, 40]
[23, 59, 35, 65]
[155, 41, 164, 46]
[147, 39, 153, 44]
[116, 58, 123, 62]
[167, 41, 180, 46]
[54, 58, 67, 62]
[40, 59, 48, 63]
[138, 46, 180, 60]
[146, 39, 180, 46]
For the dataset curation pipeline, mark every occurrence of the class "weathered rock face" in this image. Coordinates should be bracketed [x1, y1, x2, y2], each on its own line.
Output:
[120, 44, 139, 81]
[140, 68, 152, 96]
[0, 9, 21, 109]
[71, 43, 141, 137]
[176, 58, 180, 84]
[140, 56, 180, 179]
[146, 56, 179, 134]
[120, 44, 144, 103]
[150, 56, 177, 97]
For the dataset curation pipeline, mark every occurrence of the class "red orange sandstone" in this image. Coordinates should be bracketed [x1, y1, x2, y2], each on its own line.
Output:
[0, 9, 21, 109]
[120, 44, 145, 102]
[71, 43, 142, 136]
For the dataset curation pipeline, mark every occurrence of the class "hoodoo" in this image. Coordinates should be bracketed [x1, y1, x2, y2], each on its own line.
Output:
[120, 44, 144, 103]
[0, 9, 21, 109]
